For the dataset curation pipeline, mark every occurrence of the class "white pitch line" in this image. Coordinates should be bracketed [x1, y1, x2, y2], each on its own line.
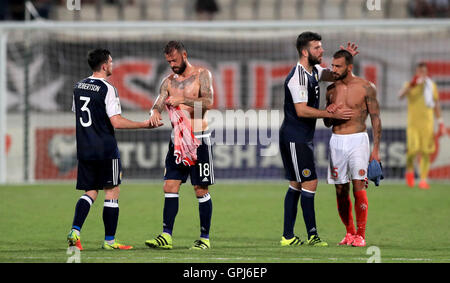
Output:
[9, 256, 448, 262]
[391, 258, 433, 261]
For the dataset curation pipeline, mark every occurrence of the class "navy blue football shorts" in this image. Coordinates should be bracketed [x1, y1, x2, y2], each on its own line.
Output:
[76, 158, 122, 190]
[164, 131, 215, 186]
[279, 139, 317, 183]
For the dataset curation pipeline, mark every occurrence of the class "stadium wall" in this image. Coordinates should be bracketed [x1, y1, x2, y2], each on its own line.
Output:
[1, 20, 449, 183]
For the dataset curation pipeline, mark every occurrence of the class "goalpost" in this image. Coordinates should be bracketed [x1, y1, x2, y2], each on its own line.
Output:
[0, 19, 449, 184]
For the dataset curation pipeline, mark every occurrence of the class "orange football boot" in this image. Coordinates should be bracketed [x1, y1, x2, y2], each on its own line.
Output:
[405, 171, 415, 188]
[418, 180, 430, 190]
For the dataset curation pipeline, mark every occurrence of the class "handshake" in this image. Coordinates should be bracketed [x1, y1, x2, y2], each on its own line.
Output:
[144, 119, 163, 129]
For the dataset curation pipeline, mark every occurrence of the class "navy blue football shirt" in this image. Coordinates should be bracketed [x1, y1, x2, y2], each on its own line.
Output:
[280, 63, 326, 143]
[72, 76, 121, 160]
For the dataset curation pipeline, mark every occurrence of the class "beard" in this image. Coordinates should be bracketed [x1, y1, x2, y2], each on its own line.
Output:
[172, 59, 187, 74]
[307, 50, 322, 66]
[333, 70, 348, 81]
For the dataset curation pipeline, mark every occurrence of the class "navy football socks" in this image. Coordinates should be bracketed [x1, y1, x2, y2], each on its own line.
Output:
[163, 193, 179, 235]
[283, 186, 301, 239]
[300, 189, 318, 238]
[103, 199, 119, 241]
[198, 193, 212, 239]
[72, 194, 94, 232]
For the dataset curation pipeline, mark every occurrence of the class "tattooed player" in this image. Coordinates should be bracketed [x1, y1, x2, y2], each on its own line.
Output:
[324, 50, 382, 247]
[145, 41, 215, 250]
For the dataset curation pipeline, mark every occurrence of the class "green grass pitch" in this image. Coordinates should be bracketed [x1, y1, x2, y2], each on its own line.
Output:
[0, 182, 449, 263]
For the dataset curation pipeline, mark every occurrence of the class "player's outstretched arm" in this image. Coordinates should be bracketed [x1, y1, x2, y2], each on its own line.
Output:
[295, 102, 353, 120]
[365, 82, 382, 161]
[149, 77, 169, 127]
[110, 114, 162, 129]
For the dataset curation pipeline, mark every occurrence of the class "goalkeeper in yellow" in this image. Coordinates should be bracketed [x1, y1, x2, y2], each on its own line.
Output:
[398, 62, 445, 189]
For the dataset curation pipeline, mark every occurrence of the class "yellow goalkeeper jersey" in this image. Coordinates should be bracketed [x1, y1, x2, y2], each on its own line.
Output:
[404, 80, 438, 129]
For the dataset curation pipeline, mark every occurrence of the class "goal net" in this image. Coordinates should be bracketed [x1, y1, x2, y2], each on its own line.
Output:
[1, 20, 450, 183]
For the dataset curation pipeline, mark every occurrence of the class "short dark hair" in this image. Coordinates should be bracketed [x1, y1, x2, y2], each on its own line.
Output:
[333, 49, 353, 65]
[296, 31, 322, 57]
[416, 61, 427, 69]
[164, 41, 186, 55]
[87, 49, 111, 71]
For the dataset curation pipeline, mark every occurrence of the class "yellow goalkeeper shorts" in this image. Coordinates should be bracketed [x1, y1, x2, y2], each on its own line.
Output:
[406, 125, 435, 155]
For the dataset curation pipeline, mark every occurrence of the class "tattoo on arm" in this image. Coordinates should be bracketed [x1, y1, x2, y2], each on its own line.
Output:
[365, 83, 382, 148]
[151, 78, 169, 113]
[183, 69, 214, 110]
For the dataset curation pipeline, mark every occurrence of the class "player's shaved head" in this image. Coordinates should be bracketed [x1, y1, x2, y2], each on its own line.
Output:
[87, 48, 111, 72]
[333, 49, 353, 66]
[331, 50, 354, 81]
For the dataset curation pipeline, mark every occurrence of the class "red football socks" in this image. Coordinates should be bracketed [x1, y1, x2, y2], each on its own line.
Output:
[336, 193, 356, 235]
[354, 190, 368, 239]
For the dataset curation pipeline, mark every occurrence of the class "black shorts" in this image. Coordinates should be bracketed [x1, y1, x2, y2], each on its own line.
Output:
[279, 140, 317, 183]
[76, 159, 122, 190]
[164, 131, 215, 186]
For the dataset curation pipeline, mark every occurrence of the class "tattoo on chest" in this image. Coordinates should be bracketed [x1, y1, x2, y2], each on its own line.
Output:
[170, 75, 197, 90]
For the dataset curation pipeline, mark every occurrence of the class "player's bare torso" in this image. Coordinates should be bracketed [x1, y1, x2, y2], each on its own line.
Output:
[167, 67, 209, 132]
[327, 77, 372, 134]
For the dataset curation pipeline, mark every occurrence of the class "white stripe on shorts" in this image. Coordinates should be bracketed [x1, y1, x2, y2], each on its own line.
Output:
[117, 159, 120, 183]
[290, 142, 301, 182]
[112, 159, 115, 185]
[207, 136, 215, 184]
[112, 159, 118, 186]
